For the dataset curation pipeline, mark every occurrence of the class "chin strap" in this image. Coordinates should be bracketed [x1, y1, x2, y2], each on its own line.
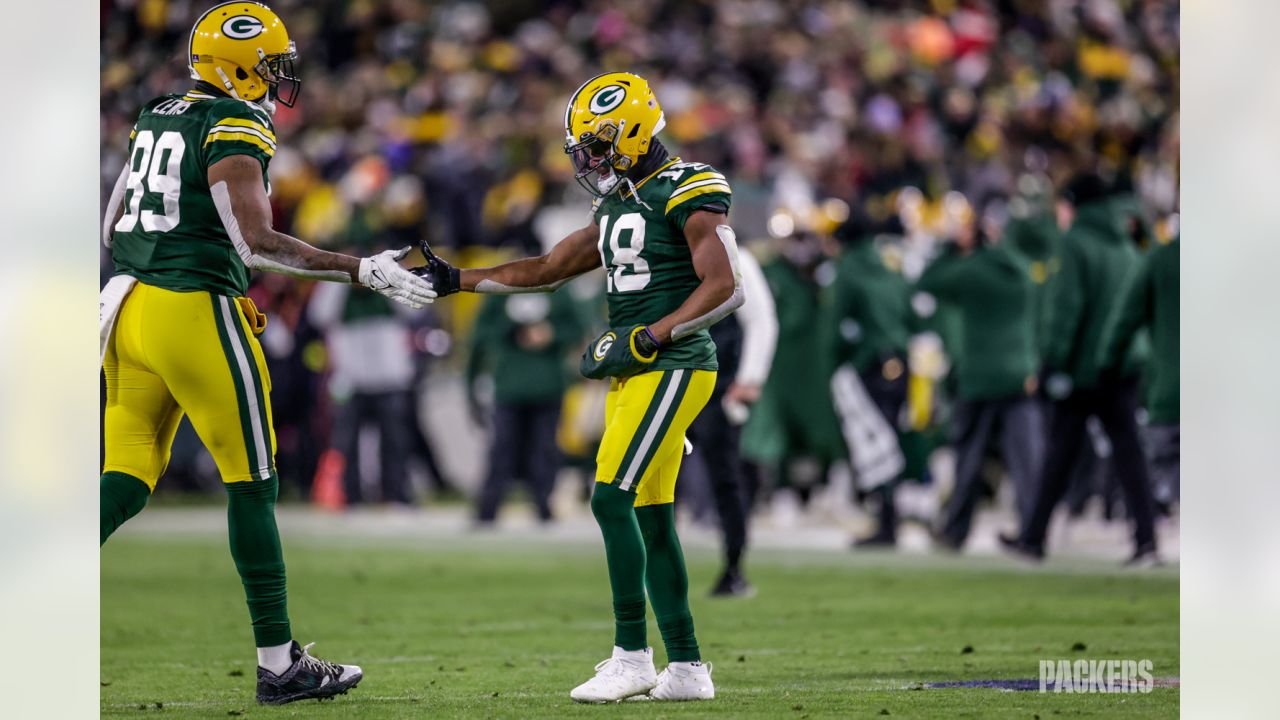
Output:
[214, 67, 241, 99]
[213, 66, 276, 116]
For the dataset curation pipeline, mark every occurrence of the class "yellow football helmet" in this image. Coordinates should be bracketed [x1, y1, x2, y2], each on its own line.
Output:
[188, 2, 300, 108]
[563, 72, 666, 197]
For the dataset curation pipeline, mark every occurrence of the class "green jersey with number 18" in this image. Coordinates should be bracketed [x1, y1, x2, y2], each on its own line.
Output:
[111, 90, 276, 297]
[592, 158, 732, 372]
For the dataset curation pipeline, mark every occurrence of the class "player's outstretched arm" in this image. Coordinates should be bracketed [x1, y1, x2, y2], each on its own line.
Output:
[207, 155, 436, 308]
[645, 210, 745, 346]
[420, 222, 601, 296]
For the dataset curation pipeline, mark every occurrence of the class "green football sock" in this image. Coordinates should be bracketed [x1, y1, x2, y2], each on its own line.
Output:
[100, 471, 151, 545]
[590, 481, 648, 651]
[225, 477, 292, 648]
[637, 502, 700, 662]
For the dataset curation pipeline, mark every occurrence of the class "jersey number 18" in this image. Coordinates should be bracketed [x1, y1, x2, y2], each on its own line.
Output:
[599, 212, 650, 293]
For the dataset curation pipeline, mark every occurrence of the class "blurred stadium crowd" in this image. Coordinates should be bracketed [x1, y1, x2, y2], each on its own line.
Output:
[101, 0, 1179, 556]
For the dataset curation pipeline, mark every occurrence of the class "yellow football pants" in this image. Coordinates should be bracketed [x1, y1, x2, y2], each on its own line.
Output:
[595, 368, 716, 507]
[102, 282, 276, 489]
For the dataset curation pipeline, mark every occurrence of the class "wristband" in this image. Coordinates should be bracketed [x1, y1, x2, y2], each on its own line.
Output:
[631, 326, 661, 360]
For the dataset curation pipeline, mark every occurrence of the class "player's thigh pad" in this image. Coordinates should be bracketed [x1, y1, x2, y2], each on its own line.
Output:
[595, 369, 715, 505]
[131, 284, 277, 484]
[102, 286, 184, 490]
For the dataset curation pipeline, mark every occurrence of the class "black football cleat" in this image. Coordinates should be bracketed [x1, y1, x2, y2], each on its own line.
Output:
[256, 641, 363, 705]
[852, 531, 897, 549]
[998, 532, 1045, 563]
[709, 568, 756, 598]
[1122, 544, 1161, 569]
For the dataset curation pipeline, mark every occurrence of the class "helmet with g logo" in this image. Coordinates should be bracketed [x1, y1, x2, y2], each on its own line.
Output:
[564, 72, 666, 197]
[188, 2, 300, 107]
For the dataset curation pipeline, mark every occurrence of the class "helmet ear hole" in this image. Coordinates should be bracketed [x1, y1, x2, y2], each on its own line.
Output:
[236, 67, 249, 81]
[627, 123, 642, 139]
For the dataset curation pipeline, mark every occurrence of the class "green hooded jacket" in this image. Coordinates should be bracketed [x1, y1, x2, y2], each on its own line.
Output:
[466, 291, 585, 405]
[742, 257, 846, 464]
[1098, 237, 1180, 424]
[1041, 202, 1145, 390]
[916, 244, 1037, 401]
[828, 240, 912, 374]
[1004, 211, 1060, 352]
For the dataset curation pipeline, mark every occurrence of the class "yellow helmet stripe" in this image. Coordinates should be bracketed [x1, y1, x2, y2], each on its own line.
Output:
[212, 117, 277, 143]
[204, 130, 276, 157]
[666, 183, 732, 215]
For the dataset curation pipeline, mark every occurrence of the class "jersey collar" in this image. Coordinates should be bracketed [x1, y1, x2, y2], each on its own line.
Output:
[621, 157, 681, 200]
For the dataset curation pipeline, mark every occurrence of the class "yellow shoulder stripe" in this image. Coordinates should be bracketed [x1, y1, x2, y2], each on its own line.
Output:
[665, 182, 732, 214]
[676, 171, 726, 188]
[204, 131, 276, 157]
[209, 117, 276, 142]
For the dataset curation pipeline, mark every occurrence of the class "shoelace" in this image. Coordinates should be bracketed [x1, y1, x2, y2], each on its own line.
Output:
[592, 658, 625, 677]
[297, 642, 342, 678]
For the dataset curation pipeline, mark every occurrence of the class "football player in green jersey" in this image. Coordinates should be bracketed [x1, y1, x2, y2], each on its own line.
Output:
[418, 71, 744, 702]
[100, 2, 435, 704]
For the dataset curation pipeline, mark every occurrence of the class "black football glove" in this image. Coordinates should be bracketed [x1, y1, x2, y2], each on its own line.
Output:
[411, 240, 460, 297]
[580, 325, 661, 380]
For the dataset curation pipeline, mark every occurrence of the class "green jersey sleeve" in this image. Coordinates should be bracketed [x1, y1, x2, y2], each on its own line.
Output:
[202, 100, 277, 171]
[664, 164, 732, 230]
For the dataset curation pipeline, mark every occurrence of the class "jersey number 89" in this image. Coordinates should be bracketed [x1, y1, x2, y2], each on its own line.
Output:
[116, 130, 186, 234]
[599, 212, 650, 293]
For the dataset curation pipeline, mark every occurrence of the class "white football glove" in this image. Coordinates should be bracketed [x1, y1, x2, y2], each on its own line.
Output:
[358, 247, 437, 308]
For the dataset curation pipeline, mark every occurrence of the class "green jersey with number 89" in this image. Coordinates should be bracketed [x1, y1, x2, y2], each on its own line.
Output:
[592, 157, 731, 371]
[111, 90, 276, 297]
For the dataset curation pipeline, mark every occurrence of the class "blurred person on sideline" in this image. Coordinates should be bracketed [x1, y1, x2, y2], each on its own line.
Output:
[744, 220, 845, 517]
[681, 246, 777, 597]
[1000, 174, 1159, 566]
[467, 289, 585, 525]
[1098, 235, 1180, 510]
[915, 198, 1043, 550]
[99, 2, 436, 704]
[1003, 171, 1061, 353]
[827, 212, 912, 548]
[309, 278, 419, 507]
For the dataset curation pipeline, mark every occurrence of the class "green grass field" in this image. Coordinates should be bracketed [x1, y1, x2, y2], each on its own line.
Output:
[101, 527, 1178, 718]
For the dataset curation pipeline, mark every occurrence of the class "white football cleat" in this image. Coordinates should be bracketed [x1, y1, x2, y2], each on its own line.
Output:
[648, 661, 715, 701]
[569, 646, 658, 703]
